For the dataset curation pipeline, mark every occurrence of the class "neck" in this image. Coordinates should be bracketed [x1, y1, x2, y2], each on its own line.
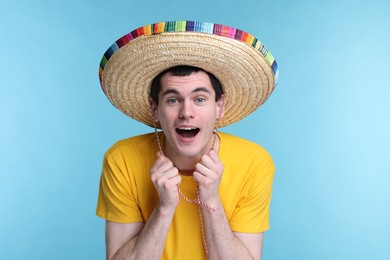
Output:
[167, 150, 202, 175]
[164, 132, 220, 176]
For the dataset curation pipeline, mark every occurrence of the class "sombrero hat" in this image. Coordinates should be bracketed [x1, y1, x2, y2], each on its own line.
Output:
[99, 20, 279, 128]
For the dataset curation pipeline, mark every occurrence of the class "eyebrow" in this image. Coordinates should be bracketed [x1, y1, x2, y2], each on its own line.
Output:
[162, 87, 211, 96]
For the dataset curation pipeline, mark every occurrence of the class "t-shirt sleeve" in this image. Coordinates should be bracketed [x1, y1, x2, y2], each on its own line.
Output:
[96, 152, 144, 223]
[229, 150, 275, 233]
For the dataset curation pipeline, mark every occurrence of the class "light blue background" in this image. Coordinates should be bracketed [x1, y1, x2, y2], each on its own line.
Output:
[1, 0, 389, 259]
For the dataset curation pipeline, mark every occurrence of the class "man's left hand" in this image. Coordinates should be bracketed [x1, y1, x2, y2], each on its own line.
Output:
[193, 149, 224, 205]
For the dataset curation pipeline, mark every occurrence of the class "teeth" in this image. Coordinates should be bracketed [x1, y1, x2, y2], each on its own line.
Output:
[179, 127, 196, 131]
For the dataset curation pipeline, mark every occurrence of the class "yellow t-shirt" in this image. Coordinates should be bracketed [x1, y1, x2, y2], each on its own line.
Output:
[96, 132, 275, 259]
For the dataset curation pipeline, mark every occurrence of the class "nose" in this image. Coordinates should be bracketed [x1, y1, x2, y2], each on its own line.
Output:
[178, 100, 194, 119]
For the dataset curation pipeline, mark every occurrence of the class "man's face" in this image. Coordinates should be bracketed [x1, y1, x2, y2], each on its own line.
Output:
[152, 70, 224, 159]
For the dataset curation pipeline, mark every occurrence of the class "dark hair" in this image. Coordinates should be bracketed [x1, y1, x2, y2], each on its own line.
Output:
[149, 65, 224, 105]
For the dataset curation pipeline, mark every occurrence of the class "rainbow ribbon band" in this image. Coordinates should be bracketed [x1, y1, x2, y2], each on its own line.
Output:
[99, 21, 279, 85]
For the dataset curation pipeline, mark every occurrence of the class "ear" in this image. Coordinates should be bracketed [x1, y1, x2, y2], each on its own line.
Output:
[216, 94, 227, 120]
[149, 97, 159, 122]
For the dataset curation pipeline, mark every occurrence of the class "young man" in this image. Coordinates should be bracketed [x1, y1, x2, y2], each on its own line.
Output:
[96, 21, 279, 260]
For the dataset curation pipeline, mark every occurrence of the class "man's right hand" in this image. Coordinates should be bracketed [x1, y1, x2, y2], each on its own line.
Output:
[107, 152, 181, 259]
[150, 152, 182, 211]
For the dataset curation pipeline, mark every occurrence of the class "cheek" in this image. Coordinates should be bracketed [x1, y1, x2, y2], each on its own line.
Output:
[156, 108, 175, 124]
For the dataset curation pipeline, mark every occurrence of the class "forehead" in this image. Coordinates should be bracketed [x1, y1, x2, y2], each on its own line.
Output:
[159, 71, 214, 94]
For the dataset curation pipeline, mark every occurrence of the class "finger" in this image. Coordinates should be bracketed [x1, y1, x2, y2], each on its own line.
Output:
[151, 154, 174, 174]
[195, 162, 210, 177]
[193, 170, 208, 183]
[171, 175, 182, 186]
[199, 154, 214, 170]
[160, 159, 176, 174]
[207, 149, 220, 164]
[161, 166, 179, 179]
[206, 150, 224, 174]
[157, 171, 181, 192]
[150, 152, 166, 172]
[155, 166, 179, 186]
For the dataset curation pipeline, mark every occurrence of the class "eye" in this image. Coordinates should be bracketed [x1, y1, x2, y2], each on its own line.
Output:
[195, 97, 206, 103]
[167, 98, 178, 104]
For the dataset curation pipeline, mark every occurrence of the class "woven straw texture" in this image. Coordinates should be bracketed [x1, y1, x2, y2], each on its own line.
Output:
[100, 21, 278, 128]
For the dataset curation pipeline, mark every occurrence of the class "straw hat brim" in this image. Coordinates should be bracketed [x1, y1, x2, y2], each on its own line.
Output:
[99, 21, 279, 128]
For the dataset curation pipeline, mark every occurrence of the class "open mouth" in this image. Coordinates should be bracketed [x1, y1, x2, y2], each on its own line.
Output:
[176, 127, 200, 138]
